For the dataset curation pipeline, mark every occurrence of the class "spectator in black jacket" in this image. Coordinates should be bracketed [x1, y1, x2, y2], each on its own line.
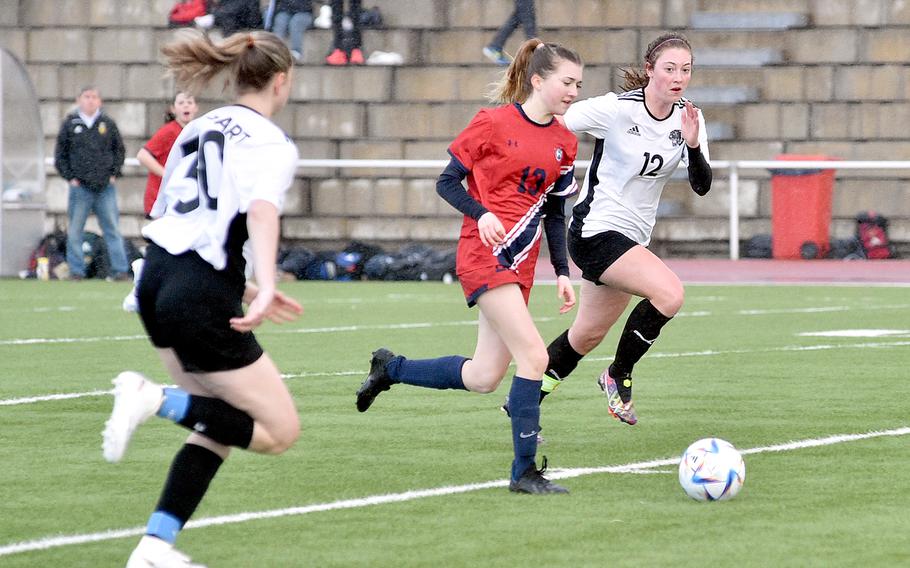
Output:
[54, 86, 130, 281]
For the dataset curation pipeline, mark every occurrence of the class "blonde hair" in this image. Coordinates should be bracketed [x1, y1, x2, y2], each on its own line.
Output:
[488, 39, 582, 104]
[161, 29, 293, 96]
[621, 32, 693, 91]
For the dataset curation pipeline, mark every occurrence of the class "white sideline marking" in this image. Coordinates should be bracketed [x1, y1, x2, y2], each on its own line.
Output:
[3, 297, 909, 346]
[0, 318, 497, 347]
[739, 306, 850, 315]
[0, 390, 113, 406]
[4, 298, 909, 348]
[1, 426, 907, 558]
[3, 339, 910, 408]
[798, 329, 910, 338]
[0, 334, 147, 346]
[0, 371, 359, 407]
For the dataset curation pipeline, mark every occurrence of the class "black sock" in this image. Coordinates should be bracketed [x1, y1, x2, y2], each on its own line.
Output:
[153, 443, 224, 529]
[540, 329, 584, 402]
[612, 299, 673, 398]
[177, 396, 255, 449]
[609, 363, 634, 403]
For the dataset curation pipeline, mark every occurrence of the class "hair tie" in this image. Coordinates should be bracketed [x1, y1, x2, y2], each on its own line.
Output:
[246, 34, 255, 49]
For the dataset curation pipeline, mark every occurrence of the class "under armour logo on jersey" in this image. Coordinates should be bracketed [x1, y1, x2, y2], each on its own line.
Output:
[669, 129, 683, 147]
[627, 125, 641, 136]
[555, 147, 563, 161]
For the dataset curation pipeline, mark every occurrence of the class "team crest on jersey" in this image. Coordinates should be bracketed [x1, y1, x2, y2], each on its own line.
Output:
[555, 147, 563, 161]
[669, 129, 683, 147]
[98, 122, 107, 135]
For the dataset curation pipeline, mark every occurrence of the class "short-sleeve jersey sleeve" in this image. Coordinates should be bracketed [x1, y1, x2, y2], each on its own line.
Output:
[144, 121, 181, 163]
[448, 109, 493, 170]
[564, 92, 619, 139]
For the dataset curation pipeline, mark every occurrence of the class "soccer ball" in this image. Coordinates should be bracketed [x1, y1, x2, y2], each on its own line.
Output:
[678, 438, 745, 501]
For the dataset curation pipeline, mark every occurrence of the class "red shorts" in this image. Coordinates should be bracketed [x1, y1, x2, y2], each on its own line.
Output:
[458, 265, 532, 307]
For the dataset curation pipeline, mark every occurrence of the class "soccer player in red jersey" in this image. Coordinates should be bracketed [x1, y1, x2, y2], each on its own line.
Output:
[356, 38, 583, 494]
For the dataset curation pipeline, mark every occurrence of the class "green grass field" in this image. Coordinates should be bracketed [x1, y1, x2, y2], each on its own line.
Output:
[1, 279, 908, 567]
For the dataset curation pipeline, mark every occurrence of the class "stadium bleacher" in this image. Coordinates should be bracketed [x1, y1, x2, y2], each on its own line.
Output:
[2, 0, 908, 255]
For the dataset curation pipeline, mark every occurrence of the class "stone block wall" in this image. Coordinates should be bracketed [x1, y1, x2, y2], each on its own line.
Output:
[3, 0, 909, 254]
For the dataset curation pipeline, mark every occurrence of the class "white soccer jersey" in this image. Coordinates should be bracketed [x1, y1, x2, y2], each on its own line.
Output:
[565, 88, 709, 245]
[144, 105, 298, 271]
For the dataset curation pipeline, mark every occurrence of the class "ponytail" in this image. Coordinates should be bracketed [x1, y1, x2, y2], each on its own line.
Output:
[161, 29, 293, 95]
[488, 39, 582, 104]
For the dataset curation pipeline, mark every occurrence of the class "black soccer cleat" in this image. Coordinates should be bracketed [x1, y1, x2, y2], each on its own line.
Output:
[356, 348, 396, 412]
[509, 457, 568, 495]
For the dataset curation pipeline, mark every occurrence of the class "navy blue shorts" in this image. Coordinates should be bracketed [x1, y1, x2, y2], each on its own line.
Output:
[137, 243, 263, 373]
[567, 230, 638, 285]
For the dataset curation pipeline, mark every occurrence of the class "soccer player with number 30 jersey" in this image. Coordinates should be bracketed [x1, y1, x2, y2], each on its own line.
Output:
[102, 30, 304, 568]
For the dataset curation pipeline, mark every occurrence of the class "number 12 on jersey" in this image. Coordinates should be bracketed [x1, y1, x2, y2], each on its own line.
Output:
[639, 152, 664, 177]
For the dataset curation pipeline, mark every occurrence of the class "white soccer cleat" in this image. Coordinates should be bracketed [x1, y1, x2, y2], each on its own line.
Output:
[102, 372, 163, 463]
[126, 536, 206, 568]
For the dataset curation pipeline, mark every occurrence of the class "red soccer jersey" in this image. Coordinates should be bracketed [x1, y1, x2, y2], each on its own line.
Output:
[449, 103, 578, 287]
[142, 120, 184, 215]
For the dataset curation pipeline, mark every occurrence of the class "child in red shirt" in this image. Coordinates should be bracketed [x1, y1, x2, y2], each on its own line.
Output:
[138, 92, 198, 216]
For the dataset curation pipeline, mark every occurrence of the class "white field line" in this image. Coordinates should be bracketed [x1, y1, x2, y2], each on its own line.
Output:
[0, 371, 360, 407]
[1, 426, 907, 558]
[3, 300, 908, 347]
[0, 319, 491, 347]
[3, 339, 910, 408]
[584, 339, 910, 364]
[0, 390, 113, 406]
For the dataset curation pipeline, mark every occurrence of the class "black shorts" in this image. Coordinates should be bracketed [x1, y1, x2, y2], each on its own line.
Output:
[568, 230, 638, 285]
[137, 243, 263, 373]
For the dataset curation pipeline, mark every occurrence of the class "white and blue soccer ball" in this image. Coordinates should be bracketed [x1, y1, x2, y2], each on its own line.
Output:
[678, 437, 746, 501]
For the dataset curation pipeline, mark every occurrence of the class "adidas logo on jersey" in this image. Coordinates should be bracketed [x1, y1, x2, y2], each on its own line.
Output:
[626, 125, 641, 136]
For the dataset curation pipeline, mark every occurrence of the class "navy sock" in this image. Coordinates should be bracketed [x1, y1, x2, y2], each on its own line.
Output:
[508, 376, 541, 481]
[148, 443, 223, 543]
[386, 355, 468, 390]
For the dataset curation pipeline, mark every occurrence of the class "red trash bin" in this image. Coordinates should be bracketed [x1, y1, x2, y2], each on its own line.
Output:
[770, 154, 837, 259]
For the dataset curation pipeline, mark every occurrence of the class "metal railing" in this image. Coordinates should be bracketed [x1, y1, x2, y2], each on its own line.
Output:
[46, 157, 910, 260]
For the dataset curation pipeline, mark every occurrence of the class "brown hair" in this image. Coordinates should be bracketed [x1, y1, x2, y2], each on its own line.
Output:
[161, 29, 293, 96]
[621, 32, 692, 92]
[163, 91, 193, 123]
[488, 38, 582, 104]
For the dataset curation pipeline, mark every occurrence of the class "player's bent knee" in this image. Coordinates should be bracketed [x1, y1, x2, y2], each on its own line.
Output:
[516, 347, 548, 379]
[469, 381, 499, 394]
[572, 327, 608, 353]
[653, 283, 685, 316]
[259, 415, 300, 455]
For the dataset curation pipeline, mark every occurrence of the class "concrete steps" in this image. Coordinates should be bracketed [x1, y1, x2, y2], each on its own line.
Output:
[690, 11, 808, 30]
